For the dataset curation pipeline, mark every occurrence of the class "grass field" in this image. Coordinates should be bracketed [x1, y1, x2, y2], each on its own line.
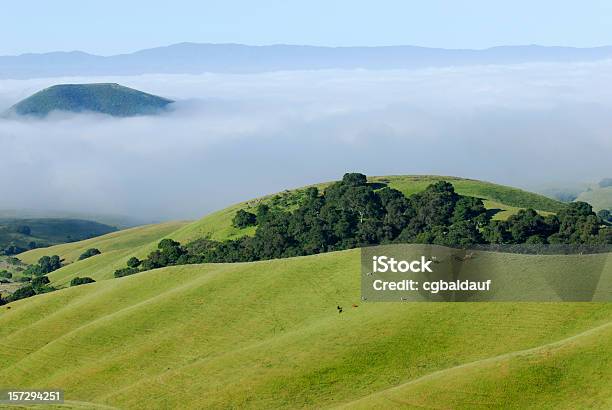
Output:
[339, 320, 612, 409]
[0, 249, 611, 409]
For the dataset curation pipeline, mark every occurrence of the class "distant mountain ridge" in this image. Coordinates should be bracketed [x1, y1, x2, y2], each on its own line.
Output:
[2, 43, 612, 79]
[7, 83, 174, 117]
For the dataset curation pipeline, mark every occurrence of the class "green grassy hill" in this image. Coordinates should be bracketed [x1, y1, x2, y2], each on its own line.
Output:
[17, 175, 563, 287]
[18, 221, 189, 286]
[7, 83, 174, 117]
[169, 175, 564, 245]
[1, 249, 610, 409]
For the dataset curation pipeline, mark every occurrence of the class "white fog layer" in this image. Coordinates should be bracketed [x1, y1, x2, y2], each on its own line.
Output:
[1, 61, 611, 219]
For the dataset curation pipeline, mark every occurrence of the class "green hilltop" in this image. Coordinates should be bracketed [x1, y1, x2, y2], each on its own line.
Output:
[7, 83, 174, 117]
[3, 175, 611, 408]
[17, 175, 565, 285]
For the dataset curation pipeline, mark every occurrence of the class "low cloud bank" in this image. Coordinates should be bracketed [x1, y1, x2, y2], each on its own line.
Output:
[1, 62, 611, 220]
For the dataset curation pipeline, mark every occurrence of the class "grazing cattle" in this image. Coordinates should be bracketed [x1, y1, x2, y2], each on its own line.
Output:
[352, 304, 358, 308]
[337, 305, 343, 314]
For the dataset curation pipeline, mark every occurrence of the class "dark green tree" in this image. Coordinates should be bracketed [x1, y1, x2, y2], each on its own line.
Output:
[31, 276, 50, 289]
[127, 257, 141, 268]
[36, 255, 62, 275]
[341, 172, 368, 187]
[78, 248, 101, 260]
[232, 209, 257, 228]
[70, 277, 96, 286]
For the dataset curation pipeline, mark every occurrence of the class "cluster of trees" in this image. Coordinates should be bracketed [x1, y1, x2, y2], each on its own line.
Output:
[113, 240, 185, 278]
[1, 274, 56, 305]
[0, 255, 64, 304]
[70, 277, 96, 286]
[24, 255, 62, 276]
[114, 173, 612, 278]
[78, 248, 101, 260]
[484, 203, 612, 245]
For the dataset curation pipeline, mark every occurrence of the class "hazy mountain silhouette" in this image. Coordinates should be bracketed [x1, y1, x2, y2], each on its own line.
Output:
[2, 43, 612, 79]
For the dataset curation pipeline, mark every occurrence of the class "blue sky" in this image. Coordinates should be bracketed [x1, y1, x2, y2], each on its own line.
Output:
[2, 0, 612, 55]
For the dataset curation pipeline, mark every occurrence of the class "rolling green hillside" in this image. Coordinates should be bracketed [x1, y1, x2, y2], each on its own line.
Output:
[1, 249, 611, 409]
[18, 221, 189, 286]
[3, 176, 608, 409]
[339, 320, 612, 409]
[7, 83, 174, 117]
[16, 175, 564, 287]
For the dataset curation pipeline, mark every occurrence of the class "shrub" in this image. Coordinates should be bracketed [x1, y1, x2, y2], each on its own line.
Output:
[0, 270, 12, 279]
[70, 277, 96, 286]
[114, 267, 139, 278]
[78, 248, 101, 260]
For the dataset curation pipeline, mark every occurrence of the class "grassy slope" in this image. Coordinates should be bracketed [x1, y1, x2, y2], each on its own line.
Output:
[0, 249, 610, 409]
[18, 222, 189, 286]
[339, 321, 612, 409]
